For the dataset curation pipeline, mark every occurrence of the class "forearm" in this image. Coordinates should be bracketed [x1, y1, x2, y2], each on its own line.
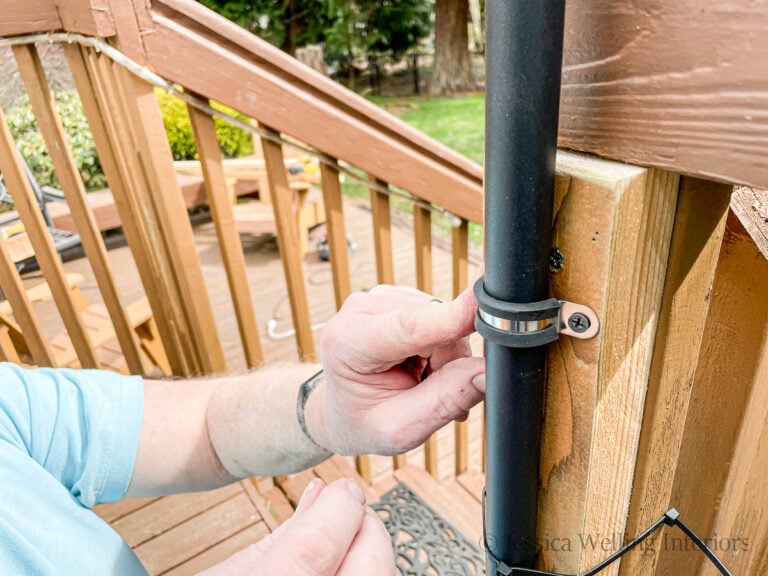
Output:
[126, 362, 330, 498]
[207, 362, 331, 479]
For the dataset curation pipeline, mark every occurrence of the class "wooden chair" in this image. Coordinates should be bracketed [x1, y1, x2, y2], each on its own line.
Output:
[0, 273, 170, 375]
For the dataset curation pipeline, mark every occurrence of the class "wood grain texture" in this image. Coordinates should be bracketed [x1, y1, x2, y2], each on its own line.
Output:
[558, 0, 768, 189]
[649, 213, 768, 575]
[0, 0, 61, 35]
[14, 43, 146, 375]
[618, 178, 731, 576]
[53, 0, 115, 36]
[537, 152, 678, 574]
[133, 3, 483, 223]
[704, 244, 768, 576]
[731, 186, 768, 259]
[188, 101, 264, 369]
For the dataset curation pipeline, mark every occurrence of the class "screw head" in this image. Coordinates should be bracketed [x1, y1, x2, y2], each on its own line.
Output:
[567, 312, 590, 333]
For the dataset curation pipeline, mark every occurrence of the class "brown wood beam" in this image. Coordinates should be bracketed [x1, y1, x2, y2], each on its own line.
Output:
[559, 1, 768, 189]
[53, 0, 115, 36]
[537, 153, 679, 574]
[0, 0, 62, 36]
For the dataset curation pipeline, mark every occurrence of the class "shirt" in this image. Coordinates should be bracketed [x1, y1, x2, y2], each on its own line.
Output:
[0, 363, 147, 575]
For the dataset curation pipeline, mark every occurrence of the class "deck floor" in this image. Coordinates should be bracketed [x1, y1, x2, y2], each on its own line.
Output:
[94, 456, 486, 575]
[44, 195, 486, 573]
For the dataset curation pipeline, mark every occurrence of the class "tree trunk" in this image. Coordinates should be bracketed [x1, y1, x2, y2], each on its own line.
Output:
[430, 0, 476, 95]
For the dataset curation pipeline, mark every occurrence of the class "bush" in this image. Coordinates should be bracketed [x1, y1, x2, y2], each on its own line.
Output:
[6, 91, 107, 191]
[156, 89, 253, 161]
[4, 89, 253, 193]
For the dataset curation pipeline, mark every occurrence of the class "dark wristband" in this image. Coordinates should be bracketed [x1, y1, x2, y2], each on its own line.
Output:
[296, 370, 329, 451]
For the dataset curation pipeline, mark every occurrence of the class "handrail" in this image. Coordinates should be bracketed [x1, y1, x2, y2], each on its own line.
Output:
[132, 0, 484, 224]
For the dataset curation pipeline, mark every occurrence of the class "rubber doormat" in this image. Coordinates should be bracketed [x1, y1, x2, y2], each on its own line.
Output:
[373, 482, 485, 576]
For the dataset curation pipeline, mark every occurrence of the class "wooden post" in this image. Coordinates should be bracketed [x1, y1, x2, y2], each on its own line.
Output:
[537, 153, 679, 574]
[14, 43, 147, 375]
[619, 179, 732, 576]
[260, 129, 317, 362]
[187, 100, 264, 369]
[702, 219, 768, 576]
[643, 213, 768, 576]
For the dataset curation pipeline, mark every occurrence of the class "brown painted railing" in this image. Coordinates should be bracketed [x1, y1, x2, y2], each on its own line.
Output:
[2, 2, 768, 575]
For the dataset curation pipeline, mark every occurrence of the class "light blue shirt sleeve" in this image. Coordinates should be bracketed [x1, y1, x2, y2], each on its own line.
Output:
[0, 363, 148, 575]
[0, 362, 144, 507]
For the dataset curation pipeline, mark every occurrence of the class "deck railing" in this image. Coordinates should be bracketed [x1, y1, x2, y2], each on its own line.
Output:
[2, 1, 768, 574]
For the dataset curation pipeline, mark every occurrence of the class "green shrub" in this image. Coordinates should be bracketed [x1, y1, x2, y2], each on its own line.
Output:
[6, 91, 107, 191]
[155, 89, 253, 161]
[4, 89, 253, 193]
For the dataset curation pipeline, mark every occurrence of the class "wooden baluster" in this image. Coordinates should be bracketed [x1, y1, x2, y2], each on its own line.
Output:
[369, 179, 408, 471]
[318, 159, 373, 481]
[14, 44, 146, 375]
[187, 100, 264, 369]
[64, 45, 188, 375]
[369, 178, 395, 285]
[452, 219, 470, 476]
[260, 128, 316, 362]
[0, 103, 99, 368]
[0, 239, 55, 366]
[111, 66, 227, 375]
[319, 160, 352, 308]
[414, 204, 439, 478]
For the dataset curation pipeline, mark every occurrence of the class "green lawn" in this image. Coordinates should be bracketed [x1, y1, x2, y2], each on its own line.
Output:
[373, 94, 485, 165]
[348, 94, 485, 244]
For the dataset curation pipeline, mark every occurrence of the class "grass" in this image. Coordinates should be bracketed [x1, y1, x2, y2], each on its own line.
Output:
[372, 94, 485, 165]
[342, 93, 485, 244]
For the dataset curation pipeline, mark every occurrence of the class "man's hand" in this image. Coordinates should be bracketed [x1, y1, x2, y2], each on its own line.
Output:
[196, 478, 396, 576]
[308, 283, 486, 456]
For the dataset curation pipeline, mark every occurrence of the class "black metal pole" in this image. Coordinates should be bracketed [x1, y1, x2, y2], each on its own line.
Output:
[482, 0, 566, 572]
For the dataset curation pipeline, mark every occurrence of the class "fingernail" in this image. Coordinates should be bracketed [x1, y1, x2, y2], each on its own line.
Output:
[472, 373, 486, 393]
[345, 478, 366, 503]
[302, 479, 317, 498]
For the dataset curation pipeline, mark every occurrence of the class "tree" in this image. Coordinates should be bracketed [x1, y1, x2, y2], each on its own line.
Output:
[430, 0, 476, 94]
[198, 0, 432, 63]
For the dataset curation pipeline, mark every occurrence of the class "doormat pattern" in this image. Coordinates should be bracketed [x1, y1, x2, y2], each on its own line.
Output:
[373, 482, 485, 576]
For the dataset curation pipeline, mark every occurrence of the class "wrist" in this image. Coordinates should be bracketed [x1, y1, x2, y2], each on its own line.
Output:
[298, 370, 332, 454]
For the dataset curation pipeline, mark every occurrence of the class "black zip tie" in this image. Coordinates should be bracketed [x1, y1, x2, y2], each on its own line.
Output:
[483, 491, 733, 576]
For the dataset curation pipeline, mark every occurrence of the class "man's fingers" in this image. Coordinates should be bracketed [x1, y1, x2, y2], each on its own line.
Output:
[337, 507, 397, 575]
[376, 286, 478, 362]
[258, 478, 367, 575]
[380, 356, 485, 453]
